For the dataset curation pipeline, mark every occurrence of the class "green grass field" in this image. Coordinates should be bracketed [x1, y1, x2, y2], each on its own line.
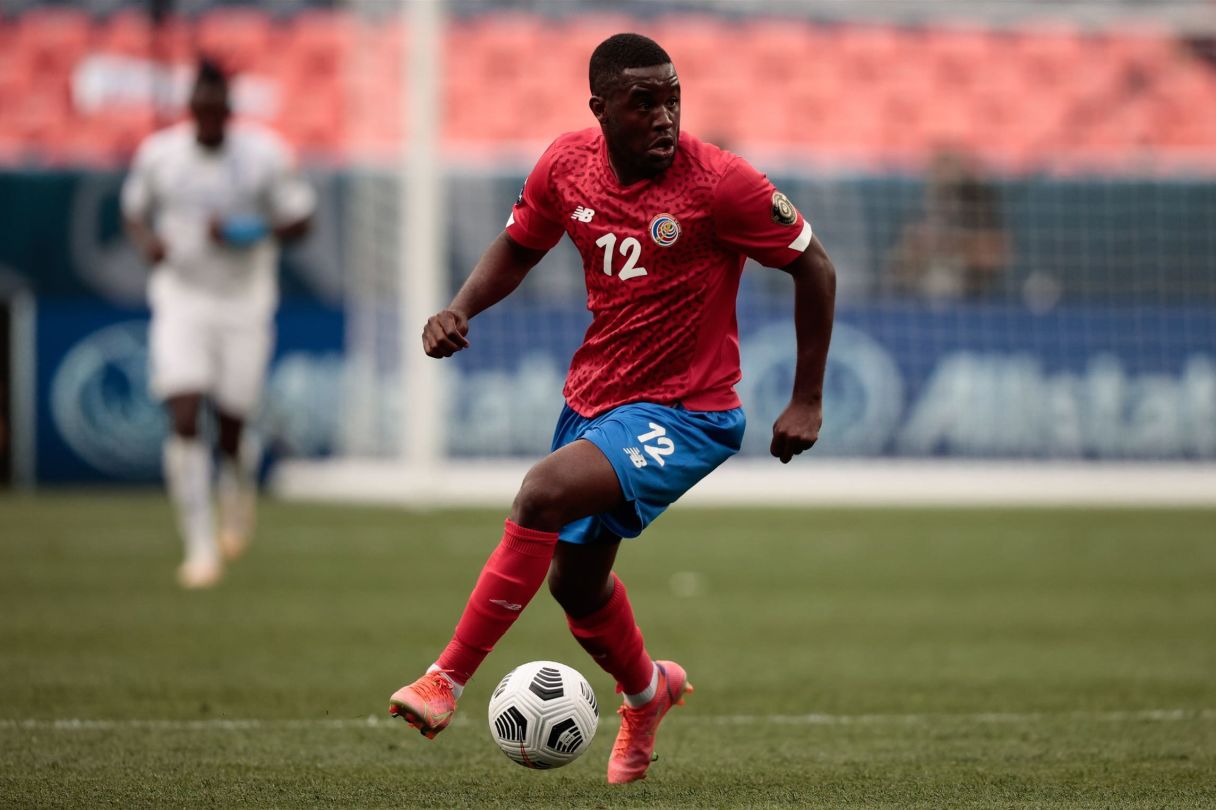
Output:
[1, 493, 1213, 808]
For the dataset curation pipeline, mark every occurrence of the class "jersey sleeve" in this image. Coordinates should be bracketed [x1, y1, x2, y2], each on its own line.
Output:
[264, 137, 317, 225]
[504, 143, 565, 251]
[712, 158, 813, 269]
[121, 136, 158, 221]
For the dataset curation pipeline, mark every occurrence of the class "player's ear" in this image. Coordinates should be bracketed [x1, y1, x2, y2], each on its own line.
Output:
[589, 95, 606, 124]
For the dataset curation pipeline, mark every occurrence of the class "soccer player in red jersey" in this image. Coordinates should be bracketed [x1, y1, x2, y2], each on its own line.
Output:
[390, 33, 836, 783]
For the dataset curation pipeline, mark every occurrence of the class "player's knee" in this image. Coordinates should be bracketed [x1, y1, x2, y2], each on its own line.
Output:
[170, 413, 200, 438]
[510, 470, 568, 532]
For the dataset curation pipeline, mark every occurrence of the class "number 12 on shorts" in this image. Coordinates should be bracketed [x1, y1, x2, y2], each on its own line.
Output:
[638, 422, 675, 467]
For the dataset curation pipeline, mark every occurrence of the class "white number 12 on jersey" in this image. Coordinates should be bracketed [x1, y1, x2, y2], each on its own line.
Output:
[595, 233, 648, 281]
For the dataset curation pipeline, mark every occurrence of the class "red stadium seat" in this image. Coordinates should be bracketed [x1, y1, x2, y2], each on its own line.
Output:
[835, 24, 906, 81]
[66, 107, 159, 165]
[14, 8, 93, 76]
[196, 9, 275, 75]
[649, 15, 733, 84]
[283, 10, 355, 82]
[1010, 24, 1089, 86]
[738, 19, 823, 84]
[276, 74, 343, 156]
[554, 15, 638, 66]
[94, 11, 154, 59]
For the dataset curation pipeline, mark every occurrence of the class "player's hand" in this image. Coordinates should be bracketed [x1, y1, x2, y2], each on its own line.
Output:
[422, 309, 470, 358]
[143, 235, 167, 265]
[770, 399, 822, 464]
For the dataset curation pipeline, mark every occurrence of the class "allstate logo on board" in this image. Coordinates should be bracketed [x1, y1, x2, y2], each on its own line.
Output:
[49, 320, 165, 478]
[649, 213, 680, 247]
[739, 321, 905, 455]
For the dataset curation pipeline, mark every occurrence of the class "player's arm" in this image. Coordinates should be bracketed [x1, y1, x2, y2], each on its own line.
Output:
[426, 141, 565, 359]
[124, 215, 167, 265]
[770, 235, 836, 463]
[712, 158, 837, 462]
[423, 232, 549, 359]
[272, 216, 311, 242]
[121, 139, 166, 265]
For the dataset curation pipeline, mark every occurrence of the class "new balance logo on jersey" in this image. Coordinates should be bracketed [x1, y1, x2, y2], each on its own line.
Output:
[489, 598, 523, 611]
[571, 206, 595, 223]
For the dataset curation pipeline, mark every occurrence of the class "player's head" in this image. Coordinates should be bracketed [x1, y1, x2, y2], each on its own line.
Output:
[190, 57, 230, 149]
[589, 34, 679, 181]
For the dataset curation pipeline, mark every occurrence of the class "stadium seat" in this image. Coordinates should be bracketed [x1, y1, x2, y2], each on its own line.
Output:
[555, 14, 638, 65]
[276, 74, 343, 155]
[1010, 24, 1089, 85]
[94, 11, 154, 58]
[738, 19, 823, 84]
[14, 7, 93, 77]
[68, 107, 159, 165]
[834, 24, 905, 81]
[196, 8, 275, 75]
[284, 10, 355, 82]
[650, 15, 733, 84]
[4, 88, 71, 148]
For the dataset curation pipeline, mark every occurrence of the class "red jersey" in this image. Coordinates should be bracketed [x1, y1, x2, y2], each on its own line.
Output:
[506, 128, 813, 417]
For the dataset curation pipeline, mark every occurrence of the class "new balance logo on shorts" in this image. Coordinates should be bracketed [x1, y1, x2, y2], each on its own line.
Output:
[571, 206, 595, 222]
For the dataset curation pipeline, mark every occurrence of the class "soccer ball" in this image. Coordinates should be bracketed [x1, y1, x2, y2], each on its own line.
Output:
[487, 660, 599, 769]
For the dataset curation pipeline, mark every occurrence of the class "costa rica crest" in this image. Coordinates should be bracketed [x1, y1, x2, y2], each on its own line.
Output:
[649, 213, 680, 247]
[771, 191, 798, 225]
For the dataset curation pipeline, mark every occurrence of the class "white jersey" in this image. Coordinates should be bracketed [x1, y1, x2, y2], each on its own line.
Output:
[121, 121, 316, 320]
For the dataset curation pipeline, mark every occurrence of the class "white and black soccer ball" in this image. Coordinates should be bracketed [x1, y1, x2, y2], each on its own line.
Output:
[487, 660, 599, 769]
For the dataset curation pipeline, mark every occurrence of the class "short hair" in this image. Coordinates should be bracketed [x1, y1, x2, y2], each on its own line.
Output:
[589, 33, 672, 96]
[194, 57, 229, 93]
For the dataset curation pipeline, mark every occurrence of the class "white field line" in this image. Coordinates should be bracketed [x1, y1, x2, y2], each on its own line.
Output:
[1, 709, 1212, 733]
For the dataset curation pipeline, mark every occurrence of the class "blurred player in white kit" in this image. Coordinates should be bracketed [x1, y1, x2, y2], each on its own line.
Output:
[122, 59, 316, 588]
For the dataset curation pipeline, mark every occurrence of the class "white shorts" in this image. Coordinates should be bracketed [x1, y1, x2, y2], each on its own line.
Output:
[147, 278, 274, 417]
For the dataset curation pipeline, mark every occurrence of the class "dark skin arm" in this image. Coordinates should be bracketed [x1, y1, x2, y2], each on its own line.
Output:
[423, 231, 549, 357]
[770, 234, 837, 463]
[124, 216, 167, 264]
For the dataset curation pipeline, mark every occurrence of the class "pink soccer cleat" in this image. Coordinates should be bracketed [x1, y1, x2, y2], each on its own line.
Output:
[388, 670, 458, 739]
[607, 660, 693, 784]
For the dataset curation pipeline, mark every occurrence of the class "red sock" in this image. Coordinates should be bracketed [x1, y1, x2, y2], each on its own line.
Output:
[435, 519, 558, 685]
[566, 573, 653, 695]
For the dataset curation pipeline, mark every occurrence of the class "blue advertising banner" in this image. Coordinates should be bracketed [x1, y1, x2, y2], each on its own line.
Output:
[26, 299, 1215, 481]
[442, 301, 1216, 462]
[34, 299, 343, 483]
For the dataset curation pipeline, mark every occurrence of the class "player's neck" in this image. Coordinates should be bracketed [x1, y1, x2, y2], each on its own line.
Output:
[195, 131, 226, 152]
[605, 146, 652, 188]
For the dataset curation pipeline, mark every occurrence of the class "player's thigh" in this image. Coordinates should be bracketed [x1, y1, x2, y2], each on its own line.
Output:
[148, 301, 212, 401]
[582, 403, 745, 538]
[512, 439, 625, 531]
[213, 320, 274, 417]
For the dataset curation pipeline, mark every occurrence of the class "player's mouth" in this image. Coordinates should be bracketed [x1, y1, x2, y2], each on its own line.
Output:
[647, 136, 675, 160]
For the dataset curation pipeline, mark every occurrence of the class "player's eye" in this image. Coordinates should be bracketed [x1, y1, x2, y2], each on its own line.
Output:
[665, 97, 679, 109]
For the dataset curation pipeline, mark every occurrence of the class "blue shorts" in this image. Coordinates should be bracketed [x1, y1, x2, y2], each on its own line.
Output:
[550, 401, 746, 544]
